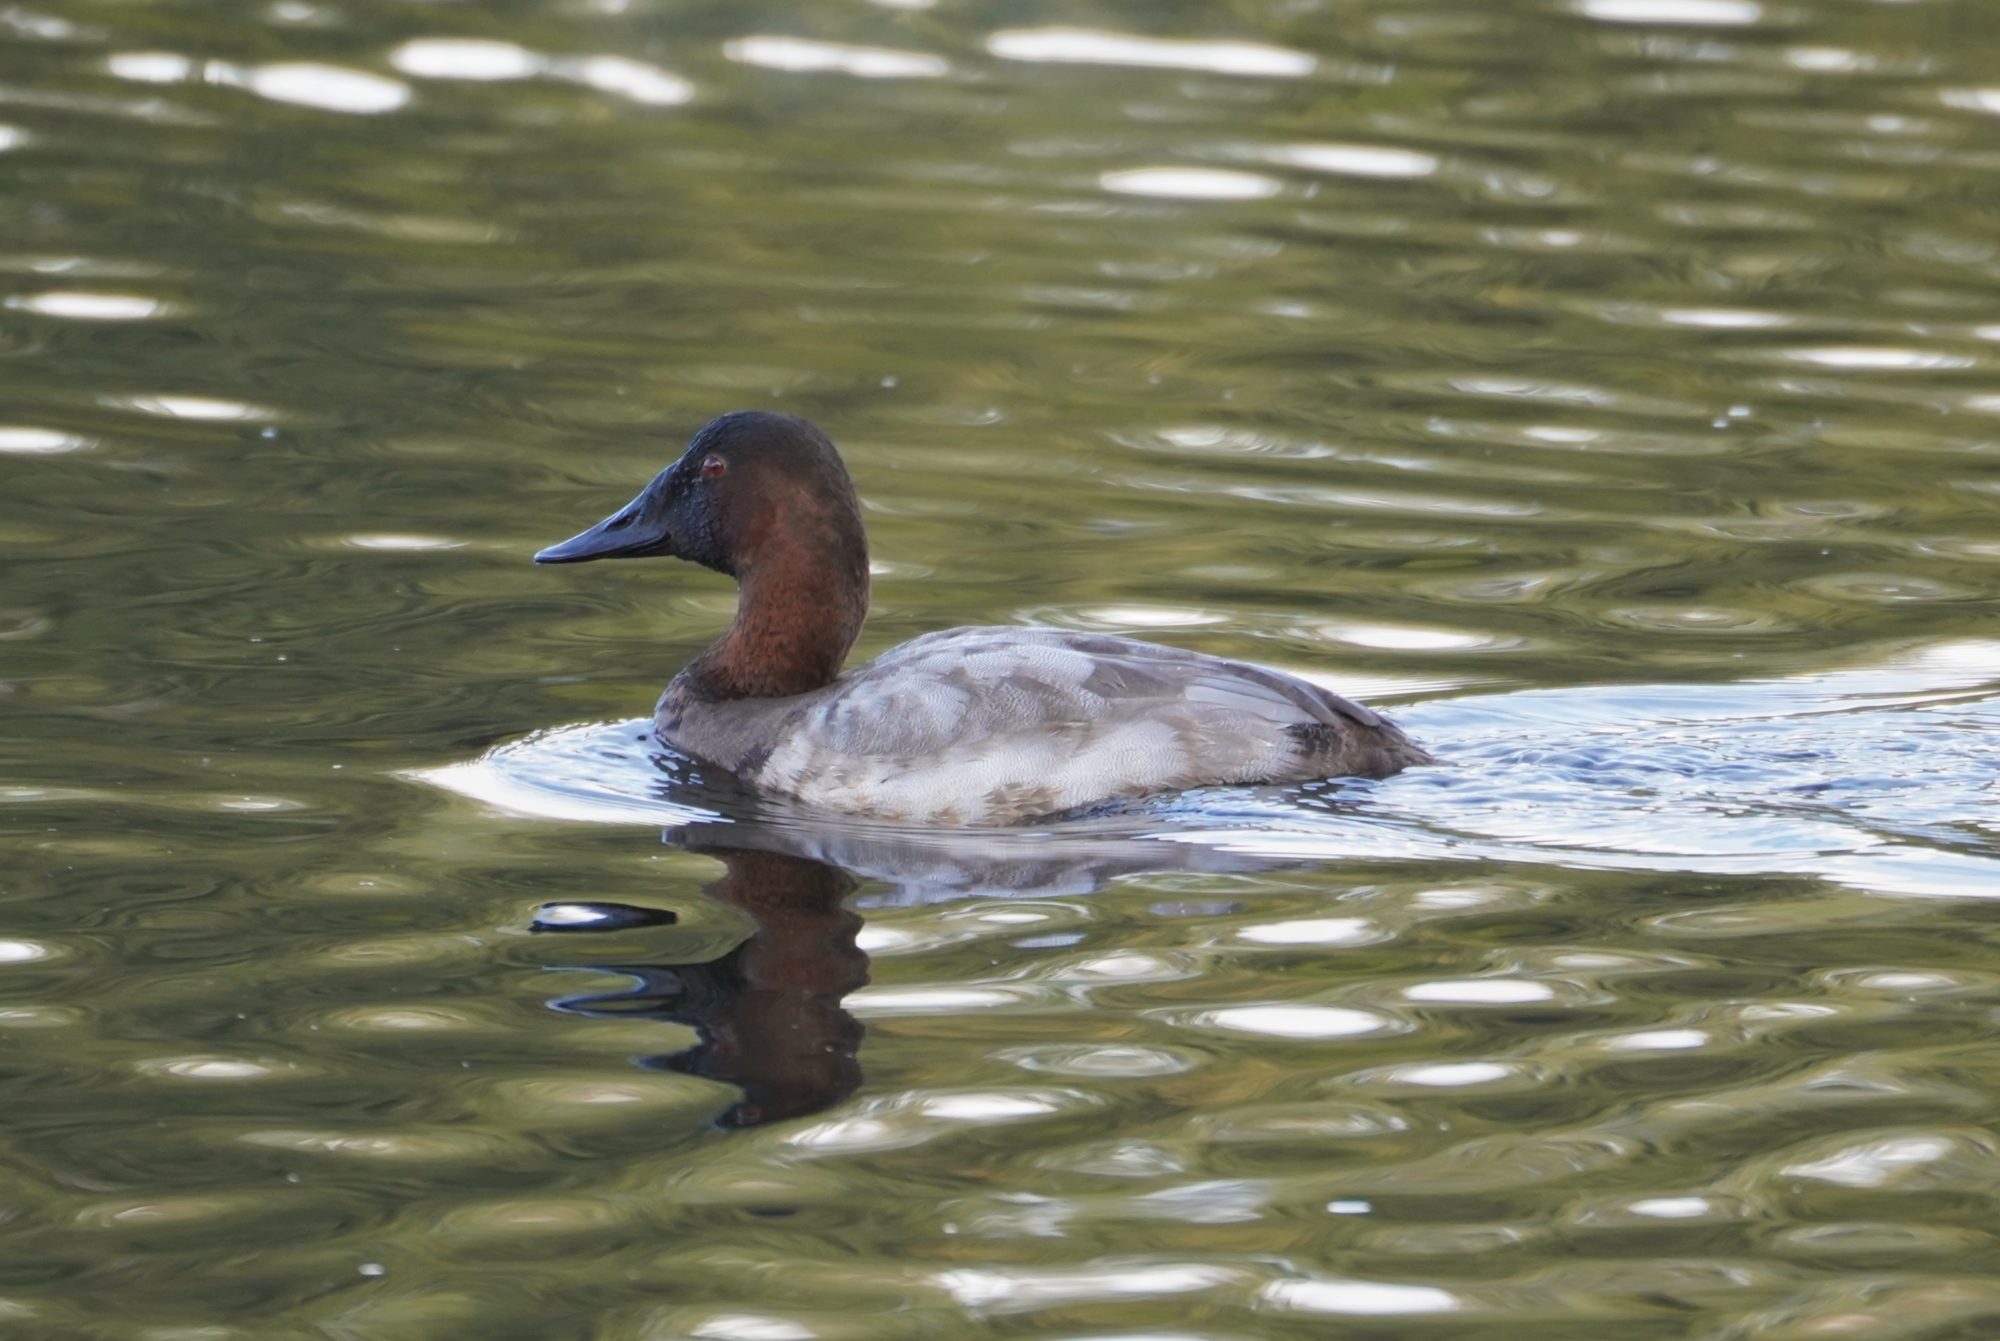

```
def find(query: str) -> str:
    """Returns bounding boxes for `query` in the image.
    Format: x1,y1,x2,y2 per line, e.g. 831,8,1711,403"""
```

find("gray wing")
806,627,1383,752
749,628,1420,820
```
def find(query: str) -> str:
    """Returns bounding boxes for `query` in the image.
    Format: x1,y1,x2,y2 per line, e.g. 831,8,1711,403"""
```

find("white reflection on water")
1385,1061,1516,1087
105,394,274,421
919,1092,1060,1120
1066,604,1229,630
1629,1195,1718,1217
1305,621,1507,652
937,1262,1245,1310
0,427,90,454
1783,1133,1964,1187
1783,46,1872,73
1260,1278,1463,1315
132,1056,299,1081
724,36,949,79
243,63,412,115
1575,0,1764,24
1404,979,1554,1004
1100,167,1283,200
847,986,1026,1014
987,28,1315,78
387,40,694,106
1236,917,1382,946
1197,1004,1394,1039
561,56,694,106
1265,143,1439,179
389,38,542,81
7,291,164,320
1605,1028,1708,1051
1941,88,2000,116
685,1314,815,1341
105,52,195,83
340,534,466,552
1657,306,1790,329
1773,346,1975,371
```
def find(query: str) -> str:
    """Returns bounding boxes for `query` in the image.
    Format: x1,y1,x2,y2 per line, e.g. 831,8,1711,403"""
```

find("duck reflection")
538,809,1297,1129
541,838,867,1128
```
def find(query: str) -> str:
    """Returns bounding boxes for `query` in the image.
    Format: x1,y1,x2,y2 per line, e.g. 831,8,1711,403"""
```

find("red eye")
700,454,727,481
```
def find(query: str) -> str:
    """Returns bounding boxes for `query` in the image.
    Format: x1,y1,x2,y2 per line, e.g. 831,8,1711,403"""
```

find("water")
3,0,1998,1337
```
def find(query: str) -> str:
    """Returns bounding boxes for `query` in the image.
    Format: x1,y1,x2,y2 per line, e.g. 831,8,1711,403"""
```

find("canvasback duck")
535,412,1432,825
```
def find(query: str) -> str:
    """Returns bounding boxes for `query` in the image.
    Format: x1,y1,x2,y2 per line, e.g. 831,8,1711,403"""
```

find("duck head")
535,411,867,580
535,411,872,699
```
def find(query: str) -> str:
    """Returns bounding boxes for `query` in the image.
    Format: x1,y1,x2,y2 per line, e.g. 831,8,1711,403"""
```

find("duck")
534,411,1432,825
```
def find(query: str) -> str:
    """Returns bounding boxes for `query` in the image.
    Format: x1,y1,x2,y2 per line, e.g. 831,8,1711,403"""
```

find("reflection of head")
644,845,868,1128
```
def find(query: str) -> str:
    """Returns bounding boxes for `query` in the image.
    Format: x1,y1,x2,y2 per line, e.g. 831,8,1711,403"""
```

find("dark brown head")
535,411,866,578
536,412,871,698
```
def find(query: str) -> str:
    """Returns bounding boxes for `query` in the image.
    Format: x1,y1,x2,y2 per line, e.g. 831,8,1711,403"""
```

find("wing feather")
727,626,1422,821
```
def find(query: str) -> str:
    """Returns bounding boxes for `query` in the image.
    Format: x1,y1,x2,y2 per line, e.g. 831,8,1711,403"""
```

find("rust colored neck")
684,529,869,701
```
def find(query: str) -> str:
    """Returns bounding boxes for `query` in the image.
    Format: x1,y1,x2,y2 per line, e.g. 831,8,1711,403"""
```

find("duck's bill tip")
533,531,629,564
532,538,593,564
532,525,672,564
533,508,662,564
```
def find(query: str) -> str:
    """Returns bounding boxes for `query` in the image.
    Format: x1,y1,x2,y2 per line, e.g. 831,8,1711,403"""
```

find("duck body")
659,625,1428,825
537,412,1431,826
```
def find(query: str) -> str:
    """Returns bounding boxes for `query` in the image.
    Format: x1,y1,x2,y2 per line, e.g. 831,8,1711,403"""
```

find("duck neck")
684,537,869,701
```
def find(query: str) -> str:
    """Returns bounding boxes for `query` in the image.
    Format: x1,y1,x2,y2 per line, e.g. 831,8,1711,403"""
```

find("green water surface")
2,1,1998,1338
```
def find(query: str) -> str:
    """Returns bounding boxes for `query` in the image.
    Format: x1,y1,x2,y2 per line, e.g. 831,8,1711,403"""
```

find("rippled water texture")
4,0,1999,1337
